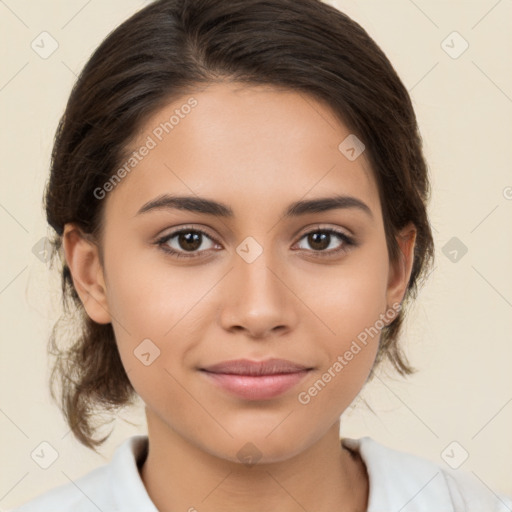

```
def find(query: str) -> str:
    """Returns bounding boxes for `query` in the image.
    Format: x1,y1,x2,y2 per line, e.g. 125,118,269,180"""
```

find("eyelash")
155,226,356,260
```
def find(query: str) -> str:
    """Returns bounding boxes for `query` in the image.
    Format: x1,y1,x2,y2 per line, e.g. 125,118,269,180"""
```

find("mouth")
199,358,313,400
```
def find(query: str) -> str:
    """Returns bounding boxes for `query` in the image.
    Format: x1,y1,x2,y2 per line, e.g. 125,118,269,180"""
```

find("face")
66,82,415,464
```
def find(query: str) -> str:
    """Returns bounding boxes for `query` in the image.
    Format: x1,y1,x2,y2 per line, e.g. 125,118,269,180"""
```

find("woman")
12,0,512,510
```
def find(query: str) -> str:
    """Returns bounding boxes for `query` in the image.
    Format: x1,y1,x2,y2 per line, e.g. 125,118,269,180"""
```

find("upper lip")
201,358,311,376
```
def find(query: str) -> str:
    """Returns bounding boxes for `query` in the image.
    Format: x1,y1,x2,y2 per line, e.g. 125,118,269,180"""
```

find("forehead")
105,82,380,221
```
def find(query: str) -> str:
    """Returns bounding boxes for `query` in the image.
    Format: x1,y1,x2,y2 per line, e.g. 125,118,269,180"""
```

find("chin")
211,425,317,467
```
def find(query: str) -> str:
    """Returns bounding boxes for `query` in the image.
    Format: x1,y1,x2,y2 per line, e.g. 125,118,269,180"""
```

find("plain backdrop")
1,0,511,509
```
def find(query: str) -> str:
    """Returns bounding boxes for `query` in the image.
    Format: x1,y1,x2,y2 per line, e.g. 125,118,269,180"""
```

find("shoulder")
9,435,155,512
342,436,512,512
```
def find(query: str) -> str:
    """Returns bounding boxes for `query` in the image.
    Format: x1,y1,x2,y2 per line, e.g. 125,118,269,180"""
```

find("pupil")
309,232,329,250
179,232,201,251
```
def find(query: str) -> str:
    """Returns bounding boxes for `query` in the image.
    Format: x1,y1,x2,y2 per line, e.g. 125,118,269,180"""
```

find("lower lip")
201,370,311,400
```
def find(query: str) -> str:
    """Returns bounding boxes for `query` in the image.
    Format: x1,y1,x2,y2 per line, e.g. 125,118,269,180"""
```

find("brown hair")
45,0,434,450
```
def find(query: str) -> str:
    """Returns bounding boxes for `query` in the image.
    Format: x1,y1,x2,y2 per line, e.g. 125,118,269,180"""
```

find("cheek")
104,243,212,336
103,248,218,396
295,244,389,398
295,277,386,424
301,245,390,343
105,265,194,418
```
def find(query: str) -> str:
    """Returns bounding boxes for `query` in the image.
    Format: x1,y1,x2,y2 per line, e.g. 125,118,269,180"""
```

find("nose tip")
218,252,297,339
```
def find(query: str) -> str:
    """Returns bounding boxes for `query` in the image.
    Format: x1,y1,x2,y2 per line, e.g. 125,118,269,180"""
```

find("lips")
200,358,313,400
202,358,310,375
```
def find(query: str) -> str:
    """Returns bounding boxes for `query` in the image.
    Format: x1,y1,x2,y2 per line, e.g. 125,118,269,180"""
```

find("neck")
139,410,368,512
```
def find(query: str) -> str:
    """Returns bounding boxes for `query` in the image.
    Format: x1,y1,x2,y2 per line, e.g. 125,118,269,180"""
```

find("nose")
218,247,299,340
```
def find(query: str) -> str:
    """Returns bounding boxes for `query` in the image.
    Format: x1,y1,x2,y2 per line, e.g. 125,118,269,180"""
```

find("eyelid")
295,223,353,240
156,224,219,241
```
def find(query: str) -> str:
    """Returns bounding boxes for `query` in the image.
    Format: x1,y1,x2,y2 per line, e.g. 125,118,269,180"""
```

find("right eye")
155,227,221,259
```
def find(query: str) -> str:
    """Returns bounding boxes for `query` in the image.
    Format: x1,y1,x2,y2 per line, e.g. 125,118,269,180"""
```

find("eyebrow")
136,193,373,219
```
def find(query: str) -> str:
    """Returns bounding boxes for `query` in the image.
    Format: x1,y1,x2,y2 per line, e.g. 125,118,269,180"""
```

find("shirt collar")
342,436,455,512
109,435,158,511
109,434,455,512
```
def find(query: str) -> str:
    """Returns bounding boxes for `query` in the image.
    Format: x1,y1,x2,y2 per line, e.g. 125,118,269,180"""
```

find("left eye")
295,228,354,255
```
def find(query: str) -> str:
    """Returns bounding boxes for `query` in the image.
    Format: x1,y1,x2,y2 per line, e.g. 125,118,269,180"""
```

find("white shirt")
10,435,512,511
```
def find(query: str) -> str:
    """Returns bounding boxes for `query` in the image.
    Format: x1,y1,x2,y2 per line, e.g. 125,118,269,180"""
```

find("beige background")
1,0,511,509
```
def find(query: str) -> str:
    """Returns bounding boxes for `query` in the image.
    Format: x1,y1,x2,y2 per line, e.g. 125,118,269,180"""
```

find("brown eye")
306,232,331,251
296,228,355,256
176,231,203,252
157,228,219,259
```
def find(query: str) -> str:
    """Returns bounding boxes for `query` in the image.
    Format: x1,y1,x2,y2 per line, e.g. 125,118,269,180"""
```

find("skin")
63,82,416,512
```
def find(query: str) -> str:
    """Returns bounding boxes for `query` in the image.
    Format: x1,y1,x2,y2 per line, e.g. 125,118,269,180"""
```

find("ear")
385,222,417,308
62,223,111,324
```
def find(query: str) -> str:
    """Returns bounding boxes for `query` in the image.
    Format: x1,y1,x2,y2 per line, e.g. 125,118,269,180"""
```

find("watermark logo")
442,236,468,263
134,338,161,366
441,31,469,60
236,442,263,467
31,31,59,59
441,441,469,469
31,441,59,469
32,236,52,263
236,236,263,264
338,134,365,161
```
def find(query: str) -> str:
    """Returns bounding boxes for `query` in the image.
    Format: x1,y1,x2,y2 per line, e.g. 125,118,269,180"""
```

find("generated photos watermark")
93,97,198,200
297,301,402,405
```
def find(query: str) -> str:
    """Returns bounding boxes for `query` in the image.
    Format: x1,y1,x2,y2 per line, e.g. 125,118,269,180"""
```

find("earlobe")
62,224,111,324
386,222,417,309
